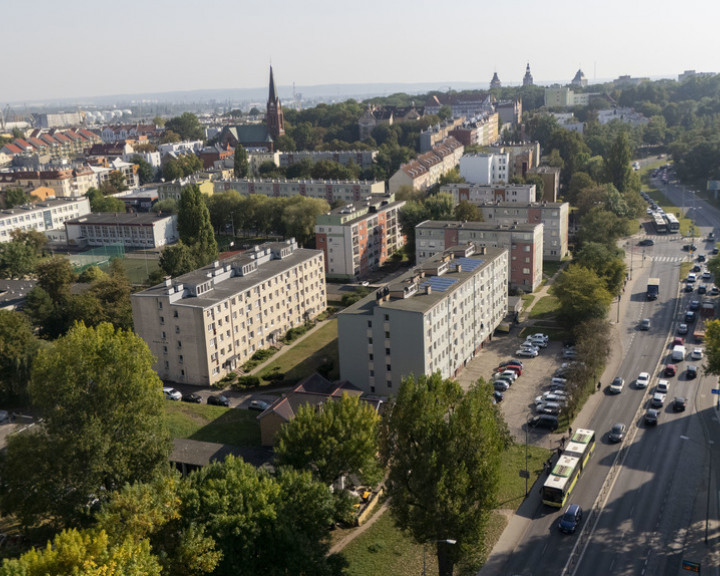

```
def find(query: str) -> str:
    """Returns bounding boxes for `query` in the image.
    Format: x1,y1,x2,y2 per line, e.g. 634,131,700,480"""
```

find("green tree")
177,185,218,266
704,320,720,377
181,456,345,576
35,256,76,301
0,323,171,528
152,197,178,214
398,201,430,261
551,263,614,324
566,171,595,205
233,145,249,178
0,237,39,278
603,131,633,193
0,528,162,576
86,188,126,213
424,192,455,220
159,241,197,278
160,129,181,144
4,186,29,208
0,310,39,401
574,242,626,296
78,265,108,283
577,206,633,247
131,155,156,185
453,200,482,222
275,393,381,486
108,171,128,192
153,115,166,128
165,112,205,141
280,197,330,247
380,373,507,576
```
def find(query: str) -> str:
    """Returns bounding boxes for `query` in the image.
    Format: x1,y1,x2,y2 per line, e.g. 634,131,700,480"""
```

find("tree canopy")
165,113,204,141
380,373,508,576
0,322,171,529
551,263,615,324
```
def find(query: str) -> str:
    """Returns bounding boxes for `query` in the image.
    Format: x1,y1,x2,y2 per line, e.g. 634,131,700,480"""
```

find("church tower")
490,72,502,89
266,66,285,139
523,63,534,86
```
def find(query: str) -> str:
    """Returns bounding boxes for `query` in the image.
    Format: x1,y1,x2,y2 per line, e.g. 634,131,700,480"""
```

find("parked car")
536,402,562,415
609,423,626,443
636,372,650,389
644,408,660,425
677,323,689,335
686,365,698,379
526,333,549,342
181,392,202,403
525,337,548,348
558,504,583,534
563,348,579,359
664,364,677,377
528,414,559,431
503,365,523,376
249,399,271,411
499,359,524,368
163,387,182,401
493,391,504,403
207,394,230,407
639,318,651,331
535,394,566,406
673,396,687,412
493,381,510,392
691,348,704,360
495,370,518,382
516,348,539,358
609,377,625,394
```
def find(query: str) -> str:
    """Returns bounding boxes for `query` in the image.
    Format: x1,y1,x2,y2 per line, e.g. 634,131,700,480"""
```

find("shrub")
232,375,261,390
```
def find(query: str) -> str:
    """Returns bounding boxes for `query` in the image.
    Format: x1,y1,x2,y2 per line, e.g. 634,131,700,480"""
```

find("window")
386,364,391,371
161,331,166,339
385,347,390,355
384,331,390,338
367,320,372,327
159,316,164,324
173,310,178,318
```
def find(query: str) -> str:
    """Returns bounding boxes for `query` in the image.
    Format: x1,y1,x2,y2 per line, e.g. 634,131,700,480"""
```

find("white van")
671,345,686,362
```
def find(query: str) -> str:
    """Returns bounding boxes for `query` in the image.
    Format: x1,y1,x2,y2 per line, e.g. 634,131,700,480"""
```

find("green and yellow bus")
542,428,596,507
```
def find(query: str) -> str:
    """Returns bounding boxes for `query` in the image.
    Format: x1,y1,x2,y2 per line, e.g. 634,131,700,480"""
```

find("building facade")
415,220,543,291
442,183,537,204
478,201,569,260
388,137,464,195
217,178,385,204
0,197,91,243
315,196,405,279
458,153,509,185
278,150,377,170
132,240,326,387
338,245,508,394
64,212,178,248
0,166,97,198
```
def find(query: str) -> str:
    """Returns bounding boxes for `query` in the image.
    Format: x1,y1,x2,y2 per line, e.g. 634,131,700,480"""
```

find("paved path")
329,503,389,554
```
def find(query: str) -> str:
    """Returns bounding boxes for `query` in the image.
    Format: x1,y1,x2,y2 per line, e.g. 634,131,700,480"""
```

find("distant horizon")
4,73,688,111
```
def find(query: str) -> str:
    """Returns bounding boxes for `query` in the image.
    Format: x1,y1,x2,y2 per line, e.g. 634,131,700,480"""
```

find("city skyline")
2,0,719,104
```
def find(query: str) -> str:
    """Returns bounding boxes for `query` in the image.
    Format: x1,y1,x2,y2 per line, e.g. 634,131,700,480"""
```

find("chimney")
426,285,432,295
456,264,462,273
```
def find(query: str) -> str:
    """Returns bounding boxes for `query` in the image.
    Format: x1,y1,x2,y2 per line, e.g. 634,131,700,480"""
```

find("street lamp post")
423,539,457,576
680,435,714,545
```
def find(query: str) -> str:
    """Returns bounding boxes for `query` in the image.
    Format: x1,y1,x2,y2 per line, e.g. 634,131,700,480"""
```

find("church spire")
268,66,278,103
266,66,285,139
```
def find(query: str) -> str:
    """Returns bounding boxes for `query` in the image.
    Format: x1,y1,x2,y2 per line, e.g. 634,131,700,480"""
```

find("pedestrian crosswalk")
649,255,687,263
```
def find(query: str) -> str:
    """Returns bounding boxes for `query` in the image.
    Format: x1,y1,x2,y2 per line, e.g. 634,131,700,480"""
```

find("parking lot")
456,331,572,449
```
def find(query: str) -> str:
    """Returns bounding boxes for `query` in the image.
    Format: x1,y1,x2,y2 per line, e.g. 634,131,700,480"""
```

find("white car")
516,348,539,358
636,372,650,389
692,348,704,360
657,379,669,394
493,370,517,382
526,333,549,342
702,271,712,280
609,377,625,394
525,337,548,348
163,387,182,401
687,273,697,283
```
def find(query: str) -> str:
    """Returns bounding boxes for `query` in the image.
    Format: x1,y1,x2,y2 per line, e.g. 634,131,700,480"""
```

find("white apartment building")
0,197,91,243
338,245,508,394
315,196,405,279
64,212,178,249
478,201,570,260
132,240,326,387
459,153,509,185
217,178,386,204
441,183,537,204
415,220,543,291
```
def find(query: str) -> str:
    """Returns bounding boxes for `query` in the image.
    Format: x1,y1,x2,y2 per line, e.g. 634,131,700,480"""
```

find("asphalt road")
500,217,720,576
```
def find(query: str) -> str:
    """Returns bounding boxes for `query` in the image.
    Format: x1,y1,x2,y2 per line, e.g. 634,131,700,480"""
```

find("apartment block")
388,137,464,195
131,240,326,387
0,166,97,198
64,212,178,249
441,183,537,204
415,220,543,291
0,197,91,243
217,178,385,204
338,245,508,394
478,201,569,260
278,150,378,170
315,195,406,280
459,153,509,185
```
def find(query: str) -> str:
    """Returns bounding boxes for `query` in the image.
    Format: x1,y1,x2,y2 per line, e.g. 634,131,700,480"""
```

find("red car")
672,337,685,347
664,364,677,377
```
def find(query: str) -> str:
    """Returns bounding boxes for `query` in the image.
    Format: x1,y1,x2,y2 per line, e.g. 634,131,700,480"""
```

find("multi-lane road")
497,176,720,576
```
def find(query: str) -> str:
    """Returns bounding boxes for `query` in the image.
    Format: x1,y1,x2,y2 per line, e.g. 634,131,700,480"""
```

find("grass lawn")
105,256,160,285
521,293,535,309
528,295,560,319
542,260,565,279
341,442,551,576
165,401,261,446
257,320,339,383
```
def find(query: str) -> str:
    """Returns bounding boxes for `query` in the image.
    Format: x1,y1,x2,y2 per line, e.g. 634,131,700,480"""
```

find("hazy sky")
2,0,719,103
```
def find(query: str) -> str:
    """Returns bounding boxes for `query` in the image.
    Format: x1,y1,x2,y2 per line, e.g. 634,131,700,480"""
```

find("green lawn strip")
528,295,560,319
542,260,565,279
342,442,551,575
165,402,261,446
521,293,535,309
258,320,339,382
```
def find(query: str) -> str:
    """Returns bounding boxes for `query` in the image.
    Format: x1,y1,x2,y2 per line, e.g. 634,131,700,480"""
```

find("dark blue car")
558,504,583,534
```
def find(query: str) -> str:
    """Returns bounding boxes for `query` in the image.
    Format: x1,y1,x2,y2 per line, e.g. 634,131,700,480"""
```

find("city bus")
664,213,680,232
542,454,583,508
652,212,668,233
562,428,596,470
